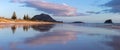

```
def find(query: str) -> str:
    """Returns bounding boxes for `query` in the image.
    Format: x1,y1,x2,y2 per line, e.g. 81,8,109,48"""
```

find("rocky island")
72,21,84,23
104,19,113,24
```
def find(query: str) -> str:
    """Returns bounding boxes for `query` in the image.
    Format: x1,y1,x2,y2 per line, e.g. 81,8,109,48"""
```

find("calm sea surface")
0,23,120,50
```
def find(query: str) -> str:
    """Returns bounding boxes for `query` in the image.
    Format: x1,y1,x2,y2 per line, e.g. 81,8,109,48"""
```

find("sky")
1,0,120,23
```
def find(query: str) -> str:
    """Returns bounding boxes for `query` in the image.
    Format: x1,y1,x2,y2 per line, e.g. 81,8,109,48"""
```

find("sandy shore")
0,18,57,25
0,22,56,26
0,21,57,29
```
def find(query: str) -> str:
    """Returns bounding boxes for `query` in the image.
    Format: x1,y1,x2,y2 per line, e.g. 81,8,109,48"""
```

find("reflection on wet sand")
31,24,55,32
24,30,77,45
23,25,30,32
0,24,55,34
0,47,3,50
94,24,120,30
10,24,31,34
105,36,120,50
11,25,17,34
10,42,20,50
0,23,120,50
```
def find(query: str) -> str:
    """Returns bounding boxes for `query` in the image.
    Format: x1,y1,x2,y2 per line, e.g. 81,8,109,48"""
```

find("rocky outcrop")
32,13,57,22
72,21,84,23
104,19,113,23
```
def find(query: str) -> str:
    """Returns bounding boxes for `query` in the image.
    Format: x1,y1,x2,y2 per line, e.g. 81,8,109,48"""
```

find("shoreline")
0,22,57,28
0,18,57,25
0,22,56,24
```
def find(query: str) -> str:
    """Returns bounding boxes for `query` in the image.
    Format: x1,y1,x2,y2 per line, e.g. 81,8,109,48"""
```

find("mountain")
32,13,57,22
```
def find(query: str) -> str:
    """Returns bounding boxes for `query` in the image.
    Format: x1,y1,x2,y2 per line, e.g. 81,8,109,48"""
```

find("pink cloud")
11,0,86,16
24,30,77,45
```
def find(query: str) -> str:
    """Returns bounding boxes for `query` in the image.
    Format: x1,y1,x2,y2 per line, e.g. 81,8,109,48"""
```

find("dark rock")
104,19,113,23
56,21,63,23
72,21,84,23
32,13,57,22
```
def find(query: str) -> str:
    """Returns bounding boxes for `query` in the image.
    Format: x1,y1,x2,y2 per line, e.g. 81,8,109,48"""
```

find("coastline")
0,18,56,25
0,22,56,25
0,21,56,28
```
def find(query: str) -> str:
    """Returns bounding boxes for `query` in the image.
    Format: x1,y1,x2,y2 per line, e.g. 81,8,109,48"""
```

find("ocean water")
0,23,120,50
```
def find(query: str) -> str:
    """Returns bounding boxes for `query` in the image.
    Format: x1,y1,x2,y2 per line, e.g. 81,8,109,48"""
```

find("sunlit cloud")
11,0,87,16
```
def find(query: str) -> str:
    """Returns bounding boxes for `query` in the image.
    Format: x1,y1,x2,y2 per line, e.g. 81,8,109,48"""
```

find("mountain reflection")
24,31,77,45
31,24,55,32
1,24,120,50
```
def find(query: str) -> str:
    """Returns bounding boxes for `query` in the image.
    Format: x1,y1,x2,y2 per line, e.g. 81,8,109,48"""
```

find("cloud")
11,0,87,16
86,11,100,14
11,0,26,3
102,0,120,13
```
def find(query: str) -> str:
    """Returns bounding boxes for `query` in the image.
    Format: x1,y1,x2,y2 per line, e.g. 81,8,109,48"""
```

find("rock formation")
104,19,113,23
72,21,84,23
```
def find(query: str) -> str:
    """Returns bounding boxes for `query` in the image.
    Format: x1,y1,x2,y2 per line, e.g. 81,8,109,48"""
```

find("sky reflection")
0,23,120,50
24,30,77,45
